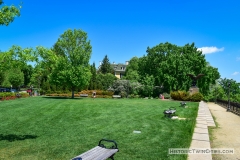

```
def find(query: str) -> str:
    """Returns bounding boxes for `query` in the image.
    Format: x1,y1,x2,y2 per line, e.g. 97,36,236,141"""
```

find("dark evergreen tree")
99,55,113,74
89,62,97,90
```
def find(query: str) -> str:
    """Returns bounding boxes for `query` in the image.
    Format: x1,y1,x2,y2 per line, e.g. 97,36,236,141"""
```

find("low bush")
79,90,114,97
190,92,204,102
170,91,189,101
170,90,203,102
162,92,171,99
0,92,29,101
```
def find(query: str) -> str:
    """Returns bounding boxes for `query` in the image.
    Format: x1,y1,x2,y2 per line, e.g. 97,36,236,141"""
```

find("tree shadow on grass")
0,134,38,142
42,96,86,100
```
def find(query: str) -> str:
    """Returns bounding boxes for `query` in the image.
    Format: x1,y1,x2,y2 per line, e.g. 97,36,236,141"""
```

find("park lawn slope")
0,97,198,160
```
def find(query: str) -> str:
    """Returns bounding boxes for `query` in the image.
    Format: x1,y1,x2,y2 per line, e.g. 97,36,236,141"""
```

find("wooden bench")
112,95,121,98
163,107,176,117
71,139,119,160
80,94,88,97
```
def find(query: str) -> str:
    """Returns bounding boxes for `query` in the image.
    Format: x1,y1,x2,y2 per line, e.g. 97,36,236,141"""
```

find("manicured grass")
0,97,198,160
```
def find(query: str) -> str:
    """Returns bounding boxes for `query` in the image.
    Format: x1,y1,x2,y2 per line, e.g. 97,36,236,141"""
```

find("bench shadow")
0,134,38,142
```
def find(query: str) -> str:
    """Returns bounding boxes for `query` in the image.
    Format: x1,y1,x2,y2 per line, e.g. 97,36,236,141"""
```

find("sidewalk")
188,101,215,160
208,102,240,160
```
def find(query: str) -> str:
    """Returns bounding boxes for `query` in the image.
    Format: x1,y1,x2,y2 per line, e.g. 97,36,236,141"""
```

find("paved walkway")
188,101,215,160
208,102,240,160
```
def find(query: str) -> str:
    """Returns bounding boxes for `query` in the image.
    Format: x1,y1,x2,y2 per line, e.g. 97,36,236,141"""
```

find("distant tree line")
1,23,239,100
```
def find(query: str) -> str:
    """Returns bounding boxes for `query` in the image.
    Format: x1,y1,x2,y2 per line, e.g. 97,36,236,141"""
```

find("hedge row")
0,92,29,101
78,90,114,96
170,90,203,102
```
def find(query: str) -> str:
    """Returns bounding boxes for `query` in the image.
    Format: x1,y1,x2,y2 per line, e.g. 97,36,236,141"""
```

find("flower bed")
0,92,29,101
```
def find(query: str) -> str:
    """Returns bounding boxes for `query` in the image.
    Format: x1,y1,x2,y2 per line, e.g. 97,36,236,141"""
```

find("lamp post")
214,86,217,104
227,82,231,111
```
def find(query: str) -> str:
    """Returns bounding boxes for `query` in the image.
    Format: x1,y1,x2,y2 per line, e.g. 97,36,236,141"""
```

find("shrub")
170,91,178,100
120,91,127,98
190,92,203,102
162,92,170,99
19,93,29,98
0,92,29,101
78,90,114,98
170,90,189,101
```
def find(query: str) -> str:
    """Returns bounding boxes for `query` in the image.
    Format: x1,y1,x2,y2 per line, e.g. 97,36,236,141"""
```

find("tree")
3,68,24,89
125,57,140,81
96,73,117,90
109,80,142,97
22,64,33,86
8,68,24,88
49,29,92,98
109,80,129,97
0,46,35,88
88,62,97,90
141,75,155,97
137,42,220,94
98,55,113,74
0,0,21,26
218,78,240,96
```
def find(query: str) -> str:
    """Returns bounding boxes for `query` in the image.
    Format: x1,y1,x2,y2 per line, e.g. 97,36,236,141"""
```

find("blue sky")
1,0,240,82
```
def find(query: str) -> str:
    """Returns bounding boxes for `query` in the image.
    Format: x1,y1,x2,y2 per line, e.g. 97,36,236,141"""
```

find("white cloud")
237,57,240,61
232,72,239,76
197,46,224,54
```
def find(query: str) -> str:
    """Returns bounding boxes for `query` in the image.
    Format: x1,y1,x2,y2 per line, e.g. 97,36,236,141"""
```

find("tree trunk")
71,87,75,99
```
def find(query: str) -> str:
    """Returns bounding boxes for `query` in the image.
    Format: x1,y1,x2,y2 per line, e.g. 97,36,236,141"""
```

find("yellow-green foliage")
19,93,29,98
190,92,203,102
170,90,190,101
170,90,203,102
0,92,29,101
79,90,114,97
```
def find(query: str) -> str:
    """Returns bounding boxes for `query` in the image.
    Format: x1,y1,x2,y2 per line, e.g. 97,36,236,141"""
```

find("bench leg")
109,154,115,160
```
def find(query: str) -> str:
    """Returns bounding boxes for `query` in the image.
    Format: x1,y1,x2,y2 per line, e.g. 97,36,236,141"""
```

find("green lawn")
0,97,198,160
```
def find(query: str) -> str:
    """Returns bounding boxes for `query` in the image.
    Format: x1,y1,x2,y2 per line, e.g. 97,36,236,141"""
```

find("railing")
216,99,240,115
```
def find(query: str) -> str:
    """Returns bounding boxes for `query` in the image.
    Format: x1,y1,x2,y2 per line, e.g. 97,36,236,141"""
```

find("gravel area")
208,102,240,160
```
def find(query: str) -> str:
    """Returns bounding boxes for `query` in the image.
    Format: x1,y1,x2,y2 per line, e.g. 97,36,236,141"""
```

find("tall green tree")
22,64,33,86
50,29,92,98
99,55,113,74
8,68,24,88
138,42,219,94
96,73,117,90
0,46,35,87
125,57,140,81
218,78,240,95
88,62,97,90
0,0,21,26
141,75,155,97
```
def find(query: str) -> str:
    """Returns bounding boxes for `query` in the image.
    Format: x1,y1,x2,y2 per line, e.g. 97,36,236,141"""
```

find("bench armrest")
98,139,118,150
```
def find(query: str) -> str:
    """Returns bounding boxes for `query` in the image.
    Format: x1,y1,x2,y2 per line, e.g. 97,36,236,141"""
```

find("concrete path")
188,101,216,160
208,102,240,160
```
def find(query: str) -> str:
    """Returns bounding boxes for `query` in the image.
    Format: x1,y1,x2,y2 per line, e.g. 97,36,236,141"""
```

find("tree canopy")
98,55,113,74
126,42,220,95
0,0,21,26
49,29,92,98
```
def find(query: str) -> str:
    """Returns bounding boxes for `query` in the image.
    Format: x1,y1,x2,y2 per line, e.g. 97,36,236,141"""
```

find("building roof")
111,63,127,72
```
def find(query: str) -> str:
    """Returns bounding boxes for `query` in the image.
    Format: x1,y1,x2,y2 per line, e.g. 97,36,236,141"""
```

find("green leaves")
0,1,21,26
98,55,113,74
49,29,92,98
125,42,220,96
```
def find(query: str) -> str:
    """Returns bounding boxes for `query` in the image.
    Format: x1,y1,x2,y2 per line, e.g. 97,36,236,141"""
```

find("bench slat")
72,146,118,160
96,149,118,160
81,147,106,160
